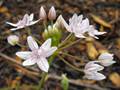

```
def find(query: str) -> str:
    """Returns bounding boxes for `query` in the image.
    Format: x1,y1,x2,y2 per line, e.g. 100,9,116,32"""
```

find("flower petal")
84,72,106,80
55,15,71,32
81,18,89,29
27,36,39,51
22,14,29,25
85,61,104,71
10,26,24,31
99,59,116,66
29,13,34,21
41,38,51,50
6,22,18,27
16,51,31,59
28,20,40,26
98,53,114,60
46,47,57,57
37,57,49,72
22,58,36,66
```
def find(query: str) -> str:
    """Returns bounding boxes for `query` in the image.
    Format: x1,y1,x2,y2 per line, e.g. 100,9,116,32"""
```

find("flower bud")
42,29,49,39
98,53,116,66
48,6,56,20
54,15,69,31
42,25,62,46
39,6,47,20
61,74,69,90
7,35,19,46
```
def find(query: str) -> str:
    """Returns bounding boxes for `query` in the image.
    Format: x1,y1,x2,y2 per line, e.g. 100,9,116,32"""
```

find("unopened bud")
48,6,56,20
61,74,69,90
98,52,115,66
42,29,48,39
54,15,68,30
42,25,62,46
7,35,19,46
39,6,47,20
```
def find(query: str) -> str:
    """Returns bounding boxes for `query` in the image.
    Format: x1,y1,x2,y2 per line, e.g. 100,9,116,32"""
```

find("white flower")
48,6,56,20
16,36,57,72
98,53,116,66
7,35,19,46
84,61,106,80
61,14,106,39
6,13,39,31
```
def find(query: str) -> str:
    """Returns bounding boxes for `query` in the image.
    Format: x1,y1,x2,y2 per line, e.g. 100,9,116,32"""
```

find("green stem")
26,27,31,35
59,39,81,50
43,20,47,29
37,51,58,90
58,33,73,48
38,72,47,90
59,52,84,63
16,82,20,90
16,43,27,48
58,55,83,72
51,20,54,27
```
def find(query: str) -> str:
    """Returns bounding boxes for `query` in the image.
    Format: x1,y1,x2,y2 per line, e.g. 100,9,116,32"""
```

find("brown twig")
48,74,108,90
0,52,39,79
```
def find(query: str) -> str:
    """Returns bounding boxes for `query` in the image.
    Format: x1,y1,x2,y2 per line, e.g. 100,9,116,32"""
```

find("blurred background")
0,0,120,90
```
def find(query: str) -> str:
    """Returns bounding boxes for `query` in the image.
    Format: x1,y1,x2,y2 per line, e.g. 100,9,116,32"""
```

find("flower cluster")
6,6,116,80
84,52,115,80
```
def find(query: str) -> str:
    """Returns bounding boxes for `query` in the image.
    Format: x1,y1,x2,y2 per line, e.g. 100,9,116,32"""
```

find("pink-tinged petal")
6,22,18,27
29,13,34,21
41,38,51,50
46,47,57,57
75,33,86,38
55,15,71,32
22,58,36,66
27,36,39,51
22,14,29,25
37,57,49,72
48,6,56,20
98,53,114,60
99,59,116,66
85,61,104,71
39,6,47,20
84,72,106,80
16,51,31,59
78,15,83,23
69,14,77,24
10,26,24,31
28,20,40,26
81,18,89,28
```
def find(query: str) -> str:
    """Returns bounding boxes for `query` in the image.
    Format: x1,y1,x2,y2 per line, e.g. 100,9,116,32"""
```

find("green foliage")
61,74,69,90
42,25,62,46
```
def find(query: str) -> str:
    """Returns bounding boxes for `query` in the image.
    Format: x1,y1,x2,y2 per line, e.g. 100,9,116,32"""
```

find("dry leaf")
86,38,99,60
11,77,21,89
115,38,120,49
0,6,11,18
109,72,120,87
90,14,112,29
